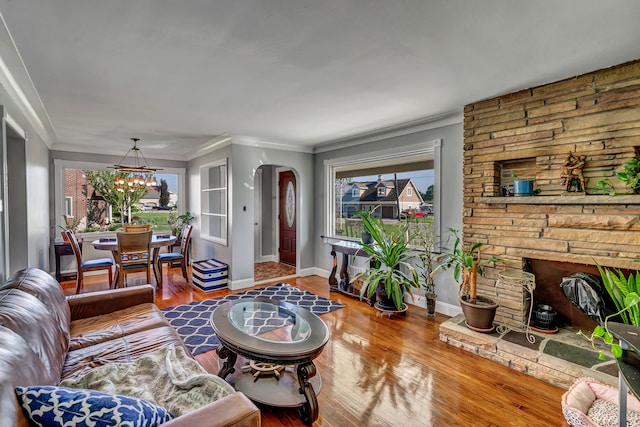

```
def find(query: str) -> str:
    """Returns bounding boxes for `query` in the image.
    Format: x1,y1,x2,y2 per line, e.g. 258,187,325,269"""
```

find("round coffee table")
210,297,330,425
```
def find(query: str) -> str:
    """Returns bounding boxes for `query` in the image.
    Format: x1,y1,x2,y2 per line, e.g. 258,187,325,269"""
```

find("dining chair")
123,224,151,232
65,229,114,294
115,230,152,288
157,224,193,286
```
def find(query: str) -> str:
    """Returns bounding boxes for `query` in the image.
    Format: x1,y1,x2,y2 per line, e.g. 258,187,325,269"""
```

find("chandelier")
111,138,161,192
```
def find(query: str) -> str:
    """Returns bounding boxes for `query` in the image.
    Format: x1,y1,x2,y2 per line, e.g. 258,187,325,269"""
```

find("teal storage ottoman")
192,258,228,292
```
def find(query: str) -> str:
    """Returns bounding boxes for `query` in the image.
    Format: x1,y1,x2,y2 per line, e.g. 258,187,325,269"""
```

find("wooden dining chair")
123,224,151,232
65,229,114,294
115,230,152,288
157,225,193,286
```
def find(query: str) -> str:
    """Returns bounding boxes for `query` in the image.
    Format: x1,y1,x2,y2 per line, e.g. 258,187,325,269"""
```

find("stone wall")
462,58,640,327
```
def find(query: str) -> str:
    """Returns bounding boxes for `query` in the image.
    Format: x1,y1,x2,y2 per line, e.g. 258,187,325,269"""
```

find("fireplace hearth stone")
440,314,617,389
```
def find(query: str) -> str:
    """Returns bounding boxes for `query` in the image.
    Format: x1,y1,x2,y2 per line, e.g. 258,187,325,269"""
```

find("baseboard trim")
313,267,331,279
229,278,255,290
298,267,315,277
406,295,461,317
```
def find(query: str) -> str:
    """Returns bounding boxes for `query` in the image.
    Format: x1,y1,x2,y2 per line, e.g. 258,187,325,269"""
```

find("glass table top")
228,300,311,344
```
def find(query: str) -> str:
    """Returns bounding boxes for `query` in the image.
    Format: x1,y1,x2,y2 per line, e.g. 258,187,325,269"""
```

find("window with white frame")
200,159,228,245
325,139,441,248
53,160,186,234
352,187,358,197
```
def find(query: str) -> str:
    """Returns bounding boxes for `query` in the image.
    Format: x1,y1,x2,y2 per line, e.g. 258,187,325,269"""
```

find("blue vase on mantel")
513,180,535,196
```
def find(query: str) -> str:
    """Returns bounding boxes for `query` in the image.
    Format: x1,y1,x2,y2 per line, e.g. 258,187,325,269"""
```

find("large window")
53,160,186,234
325,139,441,250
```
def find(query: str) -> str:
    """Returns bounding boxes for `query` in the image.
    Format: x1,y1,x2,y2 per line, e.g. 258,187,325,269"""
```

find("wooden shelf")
477,195,640,205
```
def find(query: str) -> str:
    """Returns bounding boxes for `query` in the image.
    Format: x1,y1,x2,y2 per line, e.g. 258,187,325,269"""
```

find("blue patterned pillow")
15,386,174,427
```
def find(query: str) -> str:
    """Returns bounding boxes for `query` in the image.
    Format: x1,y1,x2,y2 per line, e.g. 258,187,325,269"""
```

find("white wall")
187,141,314,289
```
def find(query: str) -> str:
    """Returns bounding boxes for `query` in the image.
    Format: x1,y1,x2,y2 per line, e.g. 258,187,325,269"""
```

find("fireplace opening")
523,258,628,332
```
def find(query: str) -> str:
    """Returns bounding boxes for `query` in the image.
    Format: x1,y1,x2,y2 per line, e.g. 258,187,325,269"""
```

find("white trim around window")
53,159,186,234
323,139,442,251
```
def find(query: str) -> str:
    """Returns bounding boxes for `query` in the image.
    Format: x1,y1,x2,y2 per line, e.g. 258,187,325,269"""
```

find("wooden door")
278,170,296,266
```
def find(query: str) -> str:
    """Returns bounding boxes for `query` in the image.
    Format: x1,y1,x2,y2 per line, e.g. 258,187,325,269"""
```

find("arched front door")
278,170,296,266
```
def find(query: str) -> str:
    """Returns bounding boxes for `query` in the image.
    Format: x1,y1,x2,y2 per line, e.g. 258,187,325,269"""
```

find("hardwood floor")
62,270,570,426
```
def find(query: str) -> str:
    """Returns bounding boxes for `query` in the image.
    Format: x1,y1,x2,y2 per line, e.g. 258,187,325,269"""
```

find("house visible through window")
325,139,441,248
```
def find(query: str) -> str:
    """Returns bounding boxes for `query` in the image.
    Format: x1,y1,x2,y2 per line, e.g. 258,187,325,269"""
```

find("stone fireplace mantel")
478,195,640,205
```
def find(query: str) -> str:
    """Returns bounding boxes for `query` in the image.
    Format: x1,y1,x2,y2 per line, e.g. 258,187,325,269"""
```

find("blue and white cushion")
15,385,173,427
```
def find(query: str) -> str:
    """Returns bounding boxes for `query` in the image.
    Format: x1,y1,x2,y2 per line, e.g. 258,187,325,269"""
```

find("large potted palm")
431,229,504,331
354,211,418,312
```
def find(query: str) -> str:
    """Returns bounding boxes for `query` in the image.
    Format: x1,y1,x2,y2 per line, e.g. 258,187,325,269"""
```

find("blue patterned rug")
161,283,344,356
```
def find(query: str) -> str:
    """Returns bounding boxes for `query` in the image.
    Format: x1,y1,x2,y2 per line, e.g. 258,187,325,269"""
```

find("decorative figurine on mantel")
560,151,586,193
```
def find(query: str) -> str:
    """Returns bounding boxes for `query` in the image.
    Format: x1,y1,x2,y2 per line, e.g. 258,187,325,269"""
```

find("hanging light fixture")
110,138,161,192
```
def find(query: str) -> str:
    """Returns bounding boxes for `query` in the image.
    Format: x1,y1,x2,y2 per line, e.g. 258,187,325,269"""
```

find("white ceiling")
1,1,639,160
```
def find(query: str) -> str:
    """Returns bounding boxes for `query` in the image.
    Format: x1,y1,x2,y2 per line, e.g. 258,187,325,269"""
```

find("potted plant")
579,264,640,360
58,215,81,242
430,228,504,332
616,156,640,194
512,173,535,196
410,218,437,317
168,211,196,237
354,210,418,312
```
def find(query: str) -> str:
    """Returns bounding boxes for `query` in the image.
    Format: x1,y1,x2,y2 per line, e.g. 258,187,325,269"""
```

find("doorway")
252,165,298,284
0,109,28,280
278,169,296,266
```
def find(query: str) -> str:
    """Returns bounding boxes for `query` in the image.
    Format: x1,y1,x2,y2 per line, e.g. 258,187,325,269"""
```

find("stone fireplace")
441,58,640,387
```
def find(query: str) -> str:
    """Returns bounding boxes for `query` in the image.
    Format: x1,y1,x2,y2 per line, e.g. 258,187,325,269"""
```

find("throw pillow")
15,385,173,427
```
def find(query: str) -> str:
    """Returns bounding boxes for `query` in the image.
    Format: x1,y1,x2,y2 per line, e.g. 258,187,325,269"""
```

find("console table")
327,240,373,303
54,240,82,282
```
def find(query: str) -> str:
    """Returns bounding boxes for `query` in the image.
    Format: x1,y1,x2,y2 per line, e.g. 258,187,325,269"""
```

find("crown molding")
0,14,56,146
313,112,462,154
230,135,314,153
184,134,233,161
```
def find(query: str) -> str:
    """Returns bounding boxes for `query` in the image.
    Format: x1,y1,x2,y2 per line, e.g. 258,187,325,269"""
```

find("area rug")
161,283,344,356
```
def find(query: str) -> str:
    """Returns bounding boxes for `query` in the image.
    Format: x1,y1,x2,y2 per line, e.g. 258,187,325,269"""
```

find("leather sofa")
0,268,261,426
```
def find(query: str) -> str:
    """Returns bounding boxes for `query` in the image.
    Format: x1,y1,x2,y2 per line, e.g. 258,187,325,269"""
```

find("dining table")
91,234,177,287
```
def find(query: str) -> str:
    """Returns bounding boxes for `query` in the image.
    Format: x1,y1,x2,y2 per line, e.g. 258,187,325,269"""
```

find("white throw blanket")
61,345,232,417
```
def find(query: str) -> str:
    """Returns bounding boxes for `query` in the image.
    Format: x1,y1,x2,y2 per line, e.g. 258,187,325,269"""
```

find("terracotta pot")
459,294,498,332
61,231,70,243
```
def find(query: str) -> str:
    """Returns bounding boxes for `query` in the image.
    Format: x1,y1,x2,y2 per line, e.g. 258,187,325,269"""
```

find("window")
325,139,442,250
65,197,72,216
200,159,228,245
352,188,359,197
53,160,185,234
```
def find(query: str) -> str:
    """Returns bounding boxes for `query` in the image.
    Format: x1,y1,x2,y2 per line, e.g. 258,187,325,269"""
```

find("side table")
495,270,536,344
608,322,640,427
54,240,82,282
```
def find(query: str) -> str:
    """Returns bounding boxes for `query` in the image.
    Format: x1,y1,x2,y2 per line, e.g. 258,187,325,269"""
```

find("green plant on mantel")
592,174,617,196
617,156,640,194
578,263,640,360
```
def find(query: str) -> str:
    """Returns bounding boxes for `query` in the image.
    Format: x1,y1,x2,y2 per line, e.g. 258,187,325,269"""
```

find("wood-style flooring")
62,269,569,426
